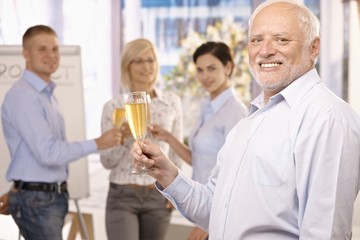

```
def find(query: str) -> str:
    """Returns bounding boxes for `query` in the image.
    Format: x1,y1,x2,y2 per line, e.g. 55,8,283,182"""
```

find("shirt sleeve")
295,115,360,239
3,90,97,167
159,170,215,230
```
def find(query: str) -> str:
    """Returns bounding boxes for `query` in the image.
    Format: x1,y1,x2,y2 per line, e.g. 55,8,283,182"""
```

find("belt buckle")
14,181,23,190
57,182,61,194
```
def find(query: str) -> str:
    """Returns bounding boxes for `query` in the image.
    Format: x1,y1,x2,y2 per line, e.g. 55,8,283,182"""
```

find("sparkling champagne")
112,108,125,129
125,102,147,142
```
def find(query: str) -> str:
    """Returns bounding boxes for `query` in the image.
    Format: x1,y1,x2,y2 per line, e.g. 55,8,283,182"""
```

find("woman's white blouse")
100,89,183,185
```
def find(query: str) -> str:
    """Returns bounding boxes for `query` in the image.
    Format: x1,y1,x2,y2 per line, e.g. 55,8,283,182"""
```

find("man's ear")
22,49,30,62
310,37,320,62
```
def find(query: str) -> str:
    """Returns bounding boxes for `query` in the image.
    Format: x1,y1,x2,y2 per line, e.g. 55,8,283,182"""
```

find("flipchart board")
0,45,90,200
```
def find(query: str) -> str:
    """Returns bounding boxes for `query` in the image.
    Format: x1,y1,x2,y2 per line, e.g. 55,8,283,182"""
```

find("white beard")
249,49,312,93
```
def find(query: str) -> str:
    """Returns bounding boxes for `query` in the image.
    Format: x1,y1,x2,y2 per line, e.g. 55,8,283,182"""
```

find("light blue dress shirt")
2,70,97,183
159,69,360,239
189,87,248,184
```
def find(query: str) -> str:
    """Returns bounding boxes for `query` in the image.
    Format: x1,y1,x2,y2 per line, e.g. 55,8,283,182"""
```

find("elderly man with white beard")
131,0,360,239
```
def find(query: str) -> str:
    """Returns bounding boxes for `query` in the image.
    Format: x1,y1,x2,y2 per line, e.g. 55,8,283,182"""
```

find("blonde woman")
100,38,183,240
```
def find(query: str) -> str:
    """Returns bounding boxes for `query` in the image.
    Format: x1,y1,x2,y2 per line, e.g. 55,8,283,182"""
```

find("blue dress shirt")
159,69,360,239
2,70,97,183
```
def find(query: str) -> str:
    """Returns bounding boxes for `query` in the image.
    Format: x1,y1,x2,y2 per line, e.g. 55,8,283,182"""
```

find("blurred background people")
151,41,248,240
100,38,183,240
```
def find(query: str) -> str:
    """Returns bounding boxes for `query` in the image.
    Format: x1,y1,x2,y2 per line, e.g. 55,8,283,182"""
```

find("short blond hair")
120,38,159,92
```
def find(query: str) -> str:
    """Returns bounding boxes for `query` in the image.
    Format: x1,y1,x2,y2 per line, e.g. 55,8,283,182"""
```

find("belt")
14,181,68,193
110,182,156,190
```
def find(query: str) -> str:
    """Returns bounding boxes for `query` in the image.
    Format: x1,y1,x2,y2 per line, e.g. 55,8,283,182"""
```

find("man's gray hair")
248,0,320,46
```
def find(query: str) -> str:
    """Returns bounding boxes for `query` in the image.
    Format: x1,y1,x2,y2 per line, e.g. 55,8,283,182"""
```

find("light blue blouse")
189,87,248,184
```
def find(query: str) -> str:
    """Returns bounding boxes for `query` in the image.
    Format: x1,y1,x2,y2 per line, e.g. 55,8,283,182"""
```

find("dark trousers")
106,183,172,240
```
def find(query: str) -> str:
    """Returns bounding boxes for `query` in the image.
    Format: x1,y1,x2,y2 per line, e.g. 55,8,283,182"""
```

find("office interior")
0,0,359,239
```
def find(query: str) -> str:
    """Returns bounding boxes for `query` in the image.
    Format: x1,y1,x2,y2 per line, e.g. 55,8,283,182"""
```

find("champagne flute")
123,91,148,174
112,107,125,130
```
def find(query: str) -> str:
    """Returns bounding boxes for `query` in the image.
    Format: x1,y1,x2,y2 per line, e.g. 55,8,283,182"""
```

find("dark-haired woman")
151,41,248,240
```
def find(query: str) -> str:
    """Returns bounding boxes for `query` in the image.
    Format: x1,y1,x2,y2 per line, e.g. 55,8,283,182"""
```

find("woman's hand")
150,124,170,142
187,227,208,240
0,192,10,215
120,123,132,144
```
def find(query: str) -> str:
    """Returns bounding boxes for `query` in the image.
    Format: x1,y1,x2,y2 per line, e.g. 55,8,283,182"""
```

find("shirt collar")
153,88,164,101
207,87,235,113
249,68,321,114
280,68,321,108
23,69,56,94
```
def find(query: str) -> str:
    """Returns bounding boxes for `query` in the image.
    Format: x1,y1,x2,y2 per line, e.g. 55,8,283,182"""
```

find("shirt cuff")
156,170,193,203
81,140,98,154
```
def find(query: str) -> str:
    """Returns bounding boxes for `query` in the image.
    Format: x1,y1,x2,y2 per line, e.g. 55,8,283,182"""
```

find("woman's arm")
151,124,192,165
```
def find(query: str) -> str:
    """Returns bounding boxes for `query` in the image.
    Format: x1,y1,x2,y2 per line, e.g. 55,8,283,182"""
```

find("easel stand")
67,199,94,240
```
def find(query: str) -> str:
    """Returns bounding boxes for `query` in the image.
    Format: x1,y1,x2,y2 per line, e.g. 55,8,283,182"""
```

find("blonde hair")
120,38,159,92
